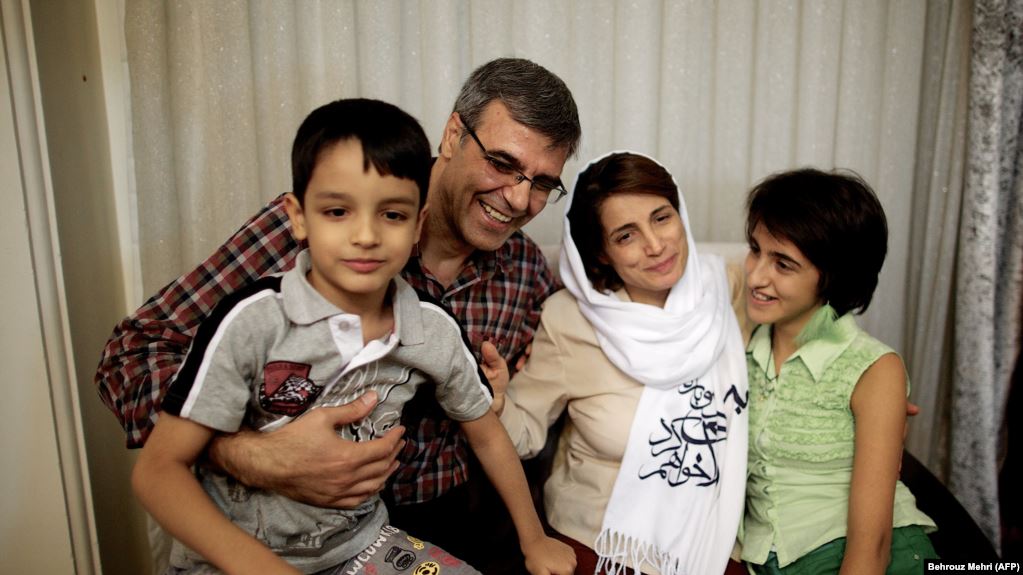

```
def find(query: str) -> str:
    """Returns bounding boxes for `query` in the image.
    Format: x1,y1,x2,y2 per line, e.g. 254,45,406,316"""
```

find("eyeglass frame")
459,118,568,205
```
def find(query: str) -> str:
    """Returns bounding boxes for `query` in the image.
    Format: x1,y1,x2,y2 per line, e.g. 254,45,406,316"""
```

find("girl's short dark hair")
291,98,431,206
745,168,888,316
567,152,680,293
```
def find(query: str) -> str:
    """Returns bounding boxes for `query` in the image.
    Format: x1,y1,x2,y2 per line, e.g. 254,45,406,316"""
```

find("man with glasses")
96,57,580,572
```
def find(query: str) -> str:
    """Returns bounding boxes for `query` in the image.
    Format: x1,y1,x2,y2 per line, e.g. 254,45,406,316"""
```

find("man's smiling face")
433,100,569,253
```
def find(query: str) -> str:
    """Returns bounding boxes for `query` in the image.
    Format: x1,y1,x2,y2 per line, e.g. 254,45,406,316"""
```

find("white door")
0,13,77,573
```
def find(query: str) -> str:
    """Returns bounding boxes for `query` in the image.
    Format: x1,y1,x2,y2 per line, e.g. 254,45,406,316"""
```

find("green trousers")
749,525,938,575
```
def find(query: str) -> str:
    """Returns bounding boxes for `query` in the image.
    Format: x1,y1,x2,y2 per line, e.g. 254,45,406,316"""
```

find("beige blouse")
499,262,750,564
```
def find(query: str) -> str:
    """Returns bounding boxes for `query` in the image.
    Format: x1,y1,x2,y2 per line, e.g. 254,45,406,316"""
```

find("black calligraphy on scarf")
637,379,748,487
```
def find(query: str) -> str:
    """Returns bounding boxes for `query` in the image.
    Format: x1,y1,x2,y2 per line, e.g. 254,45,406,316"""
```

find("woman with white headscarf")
497,151,750,575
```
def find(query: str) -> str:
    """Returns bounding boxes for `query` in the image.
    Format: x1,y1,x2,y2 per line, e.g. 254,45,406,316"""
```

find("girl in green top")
739,169,936,575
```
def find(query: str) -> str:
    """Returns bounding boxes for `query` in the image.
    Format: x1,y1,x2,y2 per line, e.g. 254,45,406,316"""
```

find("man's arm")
207,393,405,508
95,195,299,447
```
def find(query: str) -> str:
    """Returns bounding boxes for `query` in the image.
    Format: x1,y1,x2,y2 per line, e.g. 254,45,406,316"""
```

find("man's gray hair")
453,58,581,157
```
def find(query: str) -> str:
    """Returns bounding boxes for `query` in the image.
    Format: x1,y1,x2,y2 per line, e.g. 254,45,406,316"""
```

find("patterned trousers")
319,525,483,575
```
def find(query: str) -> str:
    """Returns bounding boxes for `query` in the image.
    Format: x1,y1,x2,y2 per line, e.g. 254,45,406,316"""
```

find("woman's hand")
481,341,510,415
522,535,577,575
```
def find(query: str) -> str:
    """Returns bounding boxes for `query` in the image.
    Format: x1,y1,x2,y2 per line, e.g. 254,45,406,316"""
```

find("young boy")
132,98,575,575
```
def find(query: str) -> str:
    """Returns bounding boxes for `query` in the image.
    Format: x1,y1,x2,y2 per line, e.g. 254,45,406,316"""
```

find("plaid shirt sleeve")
94,195,301,447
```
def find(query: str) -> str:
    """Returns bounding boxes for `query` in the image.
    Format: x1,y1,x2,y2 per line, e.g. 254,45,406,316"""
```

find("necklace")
766,346,779,383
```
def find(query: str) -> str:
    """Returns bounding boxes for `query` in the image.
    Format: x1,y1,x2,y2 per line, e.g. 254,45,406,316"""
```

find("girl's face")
744,223,823,334
598,192,688,308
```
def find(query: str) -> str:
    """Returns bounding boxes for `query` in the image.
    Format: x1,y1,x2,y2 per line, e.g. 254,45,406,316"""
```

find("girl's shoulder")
848,327,899,367
833,326,907,395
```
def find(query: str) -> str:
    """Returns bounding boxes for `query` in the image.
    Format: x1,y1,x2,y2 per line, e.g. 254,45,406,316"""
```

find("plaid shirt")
390,229,558,504
94,193,559,504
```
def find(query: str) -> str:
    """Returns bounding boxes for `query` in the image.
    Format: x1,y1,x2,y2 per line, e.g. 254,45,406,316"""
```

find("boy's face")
285,139,425,314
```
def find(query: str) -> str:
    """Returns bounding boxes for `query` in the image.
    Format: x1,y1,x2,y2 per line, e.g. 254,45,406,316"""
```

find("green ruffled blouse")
740,306,935,568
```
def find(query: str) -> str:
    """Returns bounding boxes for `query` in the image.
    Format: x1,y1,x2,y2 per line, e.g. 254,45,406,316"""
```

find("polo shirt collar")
281,249,425,346
747,313,860,381
281,250,346,325
391,276,425,345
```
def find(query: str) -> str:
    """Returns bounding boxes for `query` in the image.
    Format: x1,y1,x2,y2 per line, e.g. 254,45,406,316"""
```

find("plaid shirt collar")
407,241,510,291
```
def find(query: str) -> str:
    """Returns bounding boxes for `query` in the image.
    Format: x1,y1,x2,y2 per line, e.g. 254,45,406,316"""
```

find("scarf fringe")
594,529,684,575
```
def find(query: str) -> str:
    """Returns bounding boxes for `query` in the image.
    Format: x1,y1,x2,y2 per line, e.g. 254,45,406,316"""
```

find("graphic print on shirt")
259,360,321,416
316,364,416,441
638,379,747,487
252,499,357,553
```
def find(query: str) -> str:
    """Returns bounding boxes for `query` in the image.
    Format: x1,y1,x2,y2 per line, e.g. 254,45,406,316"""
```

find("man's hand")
481,340,510,415
207,391,404,509
903,401,921,441
899,401,922,473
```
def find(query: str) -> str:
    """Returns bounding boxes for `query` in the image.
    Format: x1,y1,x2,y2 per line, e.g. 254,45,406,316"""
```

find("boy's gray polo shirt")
162,250,493,573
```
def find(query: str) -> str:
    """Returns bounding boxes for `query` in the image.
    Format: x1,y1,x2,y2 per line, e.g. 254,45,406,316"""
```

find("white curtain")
125,0,995,549
902,0,971,487
126,0,933,349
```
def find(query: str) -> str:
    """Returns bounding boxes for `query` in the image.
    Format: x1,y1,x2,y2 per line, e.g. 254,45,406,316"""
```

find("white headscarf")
560,151,748,575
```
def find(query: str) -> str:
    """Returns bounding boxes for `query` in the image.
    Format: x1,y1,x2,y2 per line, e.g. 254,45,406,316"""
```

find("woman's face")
598,192,688,307
744,223,822,335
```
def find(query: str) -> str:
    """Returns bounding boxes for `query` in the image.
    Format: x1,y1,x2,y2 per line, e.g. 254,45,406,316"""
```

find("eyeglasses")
461,120,567,205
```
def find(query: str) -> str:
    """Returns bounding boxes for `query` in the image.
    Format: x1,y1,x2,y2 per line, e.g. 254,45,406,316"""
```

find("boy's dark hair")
568,152,680,293
291,98,431,206
745,168,889,316
453,58,581,157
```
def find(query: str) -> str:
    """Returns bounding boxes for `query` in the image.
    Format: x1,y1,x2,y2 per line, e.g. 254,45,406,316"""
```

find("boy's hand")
481,340,510,415
522,535,577,575
207,391,404,508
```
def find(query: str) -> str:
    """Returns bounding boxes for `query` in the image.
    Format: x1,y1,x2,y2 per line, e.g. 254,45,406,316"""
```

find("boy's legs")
322,525,482,575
